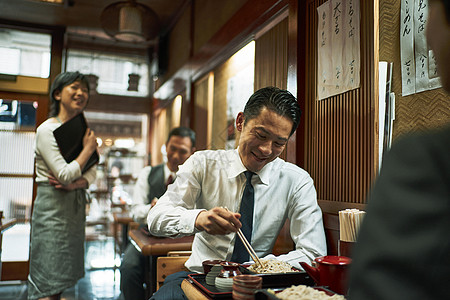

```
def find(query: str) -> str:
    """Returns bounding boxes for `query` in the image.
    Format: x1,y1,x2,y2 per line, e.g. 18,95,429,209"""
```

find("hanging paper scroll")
317,0,361,100
400,0,441,96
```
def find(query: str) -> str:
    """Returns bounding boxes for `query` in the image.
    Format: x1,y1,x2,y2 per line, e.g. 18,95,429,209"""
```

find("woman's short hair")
49,71,90,117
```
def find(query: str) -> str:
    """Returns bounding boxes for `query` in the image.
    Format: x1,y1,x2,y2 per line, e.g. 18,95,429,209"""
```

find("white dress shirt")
34,119,96,186
131,164,175,223
147,149,326,272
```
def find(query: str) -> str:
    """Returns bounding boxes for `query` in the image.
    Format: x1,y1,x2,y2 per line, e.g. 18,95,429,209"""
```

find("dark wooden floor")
0,238,123,300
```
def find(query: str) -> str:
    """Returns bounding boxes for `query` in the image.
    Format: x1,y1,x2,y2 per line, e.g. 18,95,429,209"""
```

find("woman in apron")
28,71,98,300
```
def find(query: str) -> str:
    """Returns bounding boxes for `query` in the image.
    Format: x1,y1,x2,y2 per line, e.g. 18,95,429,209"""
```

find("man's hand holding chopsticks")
195,207,242,235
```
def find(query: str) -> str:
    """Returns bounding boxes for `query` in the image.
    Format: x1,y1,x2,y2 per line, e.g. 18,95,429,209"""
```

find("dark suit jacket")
147,163,167,203
348,125,450,300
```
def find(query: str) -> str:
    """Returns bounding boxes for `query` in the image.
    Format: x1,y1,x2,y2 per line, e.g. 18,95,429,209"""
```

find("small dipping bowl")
202,260,224,275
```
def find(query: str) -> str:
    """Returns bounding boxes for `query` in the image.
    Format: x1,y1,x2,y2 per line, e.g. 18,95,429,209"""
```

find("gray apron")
28,184,87,299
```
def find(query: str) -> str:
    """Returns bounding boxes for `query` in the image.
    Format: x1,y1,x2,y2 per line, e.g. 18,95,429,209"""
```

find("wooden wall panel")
211,43,255,150
166,5,192,80
211,64,230,150
193,74,211,150
193,0,247,55
150,109,168,166
150,96,183,165
379,0,450,139
304,0,376,209
254,18,288,90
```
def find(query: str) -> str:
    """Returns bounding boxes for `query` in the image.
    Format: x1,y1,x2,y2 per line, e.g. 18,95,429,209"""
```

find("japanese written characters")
317,0,361,100
400,0,441,96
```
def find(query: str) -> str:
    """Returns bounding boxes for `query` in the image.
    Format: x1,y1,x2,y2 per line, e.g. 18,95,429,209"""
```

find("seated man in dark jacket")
120,126,196,300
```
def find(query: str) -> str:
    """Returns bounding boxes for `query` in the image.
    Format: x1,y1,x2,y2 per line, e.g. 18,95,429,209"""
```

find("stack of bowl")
215,275,234,292
215,262,241,292
206,264,223,286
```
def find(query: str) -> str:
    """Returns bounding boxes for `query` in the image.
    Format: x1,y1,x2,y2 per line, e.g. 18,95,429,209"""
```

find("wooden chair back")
156,252,191,290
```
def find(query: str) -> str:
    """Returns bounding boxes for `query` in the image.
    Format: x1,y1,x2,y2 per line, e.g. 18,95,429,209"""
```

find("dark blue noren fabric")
231,171,255,263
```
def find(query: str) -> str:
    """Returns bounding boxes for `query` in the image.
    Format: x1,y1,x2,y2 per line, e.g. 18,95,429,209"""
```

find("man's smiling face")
236,107,293,172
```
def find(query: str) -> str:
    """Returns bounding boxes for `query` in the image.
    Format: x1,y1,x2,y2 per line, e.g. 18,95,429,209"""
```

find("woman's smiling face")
54,80,89,115
236,107,293,172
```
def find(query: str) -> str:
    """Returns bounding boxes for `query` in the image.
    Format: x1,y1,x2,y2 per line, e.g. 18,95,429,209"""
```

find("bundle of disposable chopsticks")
339,209,366,242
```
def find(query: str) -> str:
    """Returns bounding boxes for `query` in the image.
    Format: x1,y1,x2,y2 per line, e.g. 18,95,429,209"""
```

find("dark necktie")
166,174,174,187
231,171,255,263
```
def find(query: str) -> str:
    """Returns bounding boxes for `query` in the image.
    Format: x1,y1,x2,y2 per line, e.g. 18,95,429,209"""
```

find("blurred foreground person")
348,1,450,299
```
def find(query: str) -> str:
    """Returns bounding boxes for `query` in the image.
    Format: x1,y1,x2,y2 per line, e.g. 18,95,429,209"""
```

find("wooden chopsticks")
224,207,262,266
236,227,262,266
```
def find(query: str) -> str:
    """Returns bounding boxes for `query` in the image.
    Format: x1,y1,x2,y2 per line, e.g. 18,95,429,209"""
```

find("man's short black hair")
167,126,196,148
243,87,301,136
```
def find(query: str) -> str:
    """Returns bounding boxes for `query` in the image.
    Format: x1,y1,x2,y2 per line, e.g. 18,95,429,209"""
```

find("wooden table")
113,212,134,254
129,228,194,297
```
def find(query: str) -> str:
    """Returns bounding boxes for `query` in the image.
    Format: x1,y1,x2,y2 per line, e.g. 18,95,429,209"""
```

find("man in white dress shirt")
120,126,196,300
148,87,326,300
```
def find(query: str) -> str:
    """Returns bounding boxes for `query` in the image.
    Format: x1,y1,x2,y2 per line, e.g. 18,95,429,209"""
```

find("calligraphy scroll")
331,0,344,93
317,0,361,100
400,0,416,95
317,1,332,99
343,0,360,89
414,0,429,92
400,0,442,96
428,50,440,89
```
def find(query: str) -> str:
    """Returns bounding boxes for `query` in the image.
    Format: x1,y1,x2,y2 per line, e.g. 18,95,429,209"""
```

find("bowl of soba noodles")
238,259,315,288
255,285,346,299
245,259,297,274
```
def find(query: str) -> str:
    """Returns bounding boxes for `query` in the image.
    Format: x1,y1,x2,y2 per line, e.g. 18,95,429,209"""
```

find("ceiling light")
100,0,160,43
